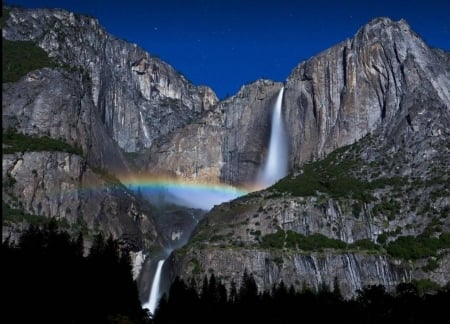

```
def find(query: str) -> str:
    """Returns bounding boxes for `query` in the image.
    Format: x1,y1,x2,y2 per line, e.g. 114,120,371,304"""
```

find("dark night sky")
6,0,450,99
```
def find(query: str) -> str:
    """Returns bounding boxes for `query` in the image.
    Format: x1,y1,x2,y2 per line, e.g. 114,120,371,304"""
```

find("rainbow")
119,175,252,210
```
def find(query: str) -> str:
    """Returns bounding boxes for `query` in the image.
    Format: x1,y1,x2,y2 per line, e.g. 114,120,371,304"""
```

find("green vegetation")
412,279,443,295
377,232,389,244
273,145,363,198
2,129,82,155
0,7,10,27
190,258,202,275
352,202,362,218
386,233,450,260
350,238,380,251
273,144,407,202
2,39,59,82
2,204,91,234
261,230,348,251
259,229,450,261
423,258,439,272
2,203,69,228
372,198,401,220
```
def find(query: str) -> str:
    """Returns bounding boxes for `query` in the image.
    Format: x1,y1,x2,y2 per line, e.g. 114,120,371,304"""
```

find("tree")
229,280,238,304
356,285,394,323
332,276,343,300
238,270,258,303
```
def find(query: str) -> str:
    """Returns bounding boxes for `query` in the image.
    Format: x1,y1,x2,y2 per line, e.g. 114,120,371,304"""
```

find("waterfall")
257,87,288,187
142,259,165,316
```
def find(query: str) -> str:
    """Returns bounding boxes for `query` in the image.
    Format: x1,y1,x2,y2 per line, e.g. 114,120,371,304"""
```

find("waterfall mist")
257,87,288,188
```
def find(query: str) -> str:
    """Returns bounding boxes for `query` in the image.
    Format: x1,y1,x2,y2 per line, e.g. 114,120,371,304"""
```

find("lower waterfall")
142,259,165,316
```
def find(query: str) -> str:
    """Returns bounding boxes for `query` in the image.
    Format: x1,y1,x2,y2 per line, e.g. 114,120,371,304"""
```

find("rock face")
168,127,450,297
2,6,218,154
2,5,218,254
2,151,159,251
165,18,450,298
144,79,283,185
284,17,450,167
169,248,411,298
1,5,219,304
2,68,130,173
140,18,450,189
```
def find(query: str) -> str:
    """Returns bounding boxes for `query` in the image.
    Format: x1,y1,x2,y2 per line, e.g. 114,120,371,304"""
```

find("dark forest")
3,223,449,324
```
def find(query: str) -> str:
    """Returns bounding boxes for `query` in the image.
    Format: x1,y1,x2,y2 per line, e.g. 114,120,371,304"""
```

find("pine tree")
229,280,238,304
239,270,258,303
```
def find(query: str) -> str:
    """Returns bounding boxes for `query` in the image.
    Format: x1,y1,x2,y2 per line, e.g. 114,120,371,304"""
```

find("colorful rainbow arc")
118,175,253,209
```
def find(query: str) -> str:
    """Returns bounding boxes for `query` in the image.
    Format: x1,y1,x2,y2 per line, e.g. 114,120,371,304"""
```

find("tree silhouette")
238,270,258,303
2,223,150,323
151,271,450,324
11,222,443,324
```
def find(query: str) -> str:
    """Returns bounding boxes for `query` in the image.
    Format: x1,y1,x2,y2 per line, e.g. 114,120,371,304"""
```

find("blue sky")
6,0,450,99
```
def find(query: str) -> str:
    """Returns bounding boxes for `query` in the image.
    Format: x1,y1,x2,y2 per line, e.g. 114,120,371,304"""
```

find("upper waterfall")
257,87,289,188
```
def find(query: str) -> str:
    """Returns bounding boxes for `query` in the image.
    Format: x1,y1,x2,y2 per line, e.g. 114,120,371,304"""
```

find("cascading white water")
142,259,165,315
257,87,288,188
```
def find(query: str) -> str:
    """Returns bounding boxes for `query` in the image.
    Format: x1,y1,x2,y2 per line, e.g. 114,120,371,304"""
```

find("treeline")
3,222,449,323
153,273,450,324
2,221,150,323
2,38,59,82
260,229,450,261
2,128,83,155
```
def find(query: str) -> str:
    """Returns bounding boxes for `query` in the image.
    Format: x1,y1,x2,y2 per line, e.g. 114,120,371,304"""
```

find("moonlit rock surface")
131,251,146,280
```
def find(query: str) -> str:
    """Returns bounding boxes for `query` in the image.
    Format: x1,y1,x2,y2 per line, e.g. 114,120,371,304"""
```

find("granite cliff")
142,18,450,187
2,6,216,277
2,6,449,301
164,18,450,297
143,79,283,185
2,150,159,251
2,6,217,157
